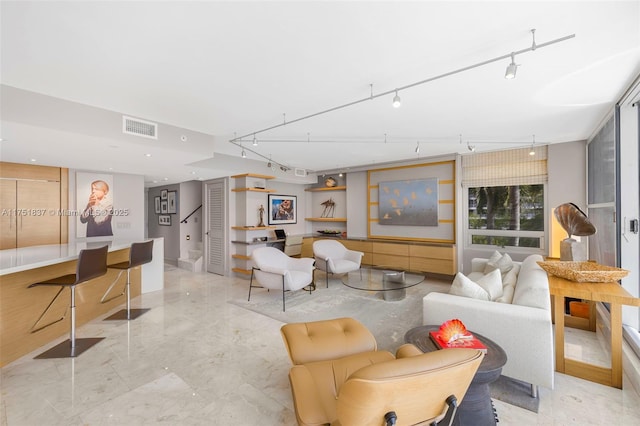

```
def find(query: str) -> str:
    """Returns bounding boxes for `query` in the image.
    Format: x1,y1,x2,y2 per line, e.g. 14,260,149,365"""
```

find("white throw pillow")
484,252,514,276
483,251,502,273
449,272,490,301
502,263,521,288
496,284,515,304
476,268,503,301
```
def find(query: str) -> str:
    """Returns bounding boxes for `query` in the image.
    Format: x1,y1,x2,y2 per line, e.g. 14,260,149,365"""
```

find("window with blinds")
462,146,548,250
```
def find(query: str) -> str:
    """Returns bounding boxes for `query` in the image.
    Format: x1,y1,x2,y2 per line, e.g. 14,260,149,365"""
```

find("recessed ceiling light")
191,171,196,175
145,153,152,157
163,177,168,181
30,158,37,162
153,180,158,183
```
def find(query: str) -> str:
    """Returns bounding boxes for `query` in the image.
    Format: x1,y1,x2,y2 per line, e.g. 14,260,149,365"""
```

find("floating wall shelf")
305,186,346,192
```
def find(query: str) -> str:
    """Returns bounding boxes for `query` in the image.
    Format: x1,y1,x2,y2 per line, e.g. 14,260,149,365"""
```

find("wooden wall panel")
0,248,141,367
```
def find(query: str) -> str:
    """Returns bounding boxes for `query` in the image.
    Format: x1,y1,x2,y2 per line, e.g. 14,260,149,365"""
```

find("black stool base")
34,338,105,359
103,308,150,321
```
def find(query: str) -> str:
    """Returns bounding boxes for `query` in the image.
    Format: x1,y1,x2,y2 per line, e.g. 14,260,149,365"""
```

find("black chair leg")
248,268,255,301
281,276,286,312
440,395,458,426
384,411,397,426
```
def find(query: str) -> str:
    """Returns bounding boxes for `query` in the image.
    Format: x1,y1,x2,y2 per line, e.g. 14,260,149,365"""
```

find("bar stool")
29,245,109,359
103,240,153,320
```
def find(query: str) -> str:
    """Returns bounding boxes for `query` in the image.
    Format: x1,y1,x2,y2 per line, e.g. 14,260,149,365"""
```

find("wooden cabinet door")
0,180,17,249
17,180,60,247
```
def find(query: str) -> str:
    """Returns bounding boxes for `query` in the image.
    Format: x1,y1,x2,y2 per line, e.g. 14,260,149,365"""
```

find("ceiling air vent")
294,168,307,177
123,116,157,139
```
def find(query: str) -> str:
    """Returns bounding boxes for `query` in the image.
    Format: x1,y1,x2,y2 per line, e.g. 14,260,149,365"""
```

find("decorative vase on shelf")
324,176,337,187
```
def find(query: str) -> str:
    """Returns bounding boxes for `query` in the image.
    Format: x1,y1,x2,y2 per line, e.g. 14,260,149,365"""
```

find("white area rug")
228,276,449,352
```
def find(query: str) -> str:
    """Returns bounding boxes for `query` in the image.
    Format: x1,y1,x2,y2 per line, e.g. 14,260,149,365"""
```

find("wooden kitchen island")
0,240,163,367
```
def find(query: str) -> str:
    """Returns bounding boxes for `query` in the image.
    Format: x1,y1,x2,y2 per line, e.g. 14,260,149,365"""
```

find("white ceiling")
2,1,639,186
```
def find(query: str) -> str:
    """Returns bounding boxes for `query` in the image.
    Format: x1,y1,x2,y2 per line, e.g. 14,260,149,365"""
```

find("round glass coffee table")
341,266,425,301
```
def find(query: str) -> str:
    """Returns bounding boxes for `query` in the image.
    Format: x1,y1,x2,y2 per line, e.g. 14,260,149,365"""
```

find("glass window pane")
468,185,544,231
587,206,616,266
587,117,615,204
471,235,541,248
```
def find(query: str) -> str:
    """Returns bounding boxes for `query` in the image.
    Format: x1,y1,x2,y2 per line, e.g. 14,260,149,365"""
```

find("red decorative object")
429,319,487,353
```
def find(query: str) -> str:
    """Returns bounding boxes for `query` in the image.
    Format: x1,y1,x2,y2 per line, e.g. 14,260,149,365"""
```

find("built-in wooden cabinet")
0,162,68,249
0,180,17,249
230,174,276,276
302,237,456,276
372,242,410,270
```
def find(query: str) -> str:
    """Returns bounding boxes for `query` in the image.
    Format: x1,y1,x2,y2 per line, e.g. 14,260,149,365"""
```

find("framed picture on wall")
154,196,161,214
268,194,297,225
161,189,168,200
161,200,168,214
168,191,177,214
76,172,114,238
378,178,439,226
158,215,171,226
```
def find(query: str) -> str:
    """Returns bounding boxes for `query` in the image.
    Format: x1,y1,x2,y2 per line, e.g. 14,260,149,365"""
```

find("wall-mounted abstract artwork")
378,178,438,226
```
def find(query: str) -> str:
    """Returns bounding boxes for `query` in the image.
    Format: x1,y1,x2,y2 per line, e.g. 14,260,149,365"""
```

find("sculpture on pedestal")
554,203,596,261
258,204,265,227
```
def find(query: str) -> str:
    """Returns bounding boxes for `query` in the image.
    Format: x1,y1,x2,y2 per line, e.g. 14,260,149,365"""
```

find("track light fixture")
392,90,401,108
415,141,420,154
467,142,476,152
252,135,258,146
529,135,536,156
241,149,247,158
505,52,518,79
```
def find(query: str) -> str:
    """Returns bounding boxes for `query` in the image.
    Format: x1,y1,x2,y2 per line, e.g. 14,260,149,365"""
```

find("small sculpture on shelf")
320,198,335,218
258,204,265,227
554,202,596,261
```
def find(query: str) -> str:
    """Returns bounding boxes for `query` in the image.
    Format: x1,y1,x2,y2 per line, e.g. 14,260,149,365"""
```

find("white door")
205,179,227,275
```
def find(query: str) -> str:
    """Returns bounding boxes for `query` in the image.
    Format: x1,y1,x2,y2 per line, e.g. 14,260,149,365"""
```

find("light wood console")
302,237,456,276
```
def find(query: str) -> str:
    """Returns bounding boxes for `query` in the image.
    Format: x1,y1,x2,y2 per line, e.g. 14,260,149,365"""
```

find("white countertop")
0,240,138,276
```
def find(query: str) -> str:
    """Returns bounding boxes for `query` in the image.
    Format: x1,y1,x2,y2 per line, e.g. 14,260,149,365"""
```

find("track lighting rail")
229,30,575,165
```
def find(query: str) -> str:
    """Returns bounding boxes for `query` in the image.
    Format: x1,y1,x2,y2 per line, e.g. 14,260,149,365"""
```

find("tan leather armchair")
281,317,484,426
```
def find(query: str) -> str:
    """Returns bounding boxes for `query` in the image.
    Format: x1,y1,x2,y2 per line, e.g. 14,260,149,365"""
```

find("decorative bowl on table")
536,261,629,283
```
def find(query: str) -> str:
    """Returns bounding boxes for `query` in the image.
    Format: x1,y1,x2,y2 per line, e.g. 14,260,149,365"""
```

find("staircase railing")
180,204,202,224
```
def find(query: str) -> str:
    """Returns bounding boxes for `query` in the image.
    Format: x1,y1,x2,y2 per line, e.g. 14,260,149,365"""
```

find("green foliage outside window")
468,184,544,248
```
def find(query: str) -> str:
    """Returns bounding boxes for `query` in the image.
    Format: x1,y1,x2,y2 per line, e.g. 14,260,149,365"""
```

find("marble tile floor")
2,266,640,426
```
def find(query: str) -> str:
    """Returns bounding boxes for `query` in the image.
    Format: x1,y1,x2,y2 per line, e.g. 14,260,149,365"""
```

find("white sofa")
423,254,554,393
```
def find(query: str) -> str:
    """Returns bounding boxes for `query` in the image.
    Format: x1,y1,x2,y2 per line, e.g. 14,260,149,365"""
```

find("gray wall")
148,183,180,264
179,180,203,259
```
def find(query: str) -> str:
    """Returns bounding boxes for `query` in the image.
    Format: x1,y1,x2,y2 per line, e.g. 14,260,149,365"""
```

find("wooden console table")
548,275,640,388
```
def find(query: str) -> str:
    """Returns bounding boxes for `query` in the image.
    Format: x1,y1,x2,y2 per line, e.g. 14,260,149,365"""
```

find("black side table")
404,325,507,426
